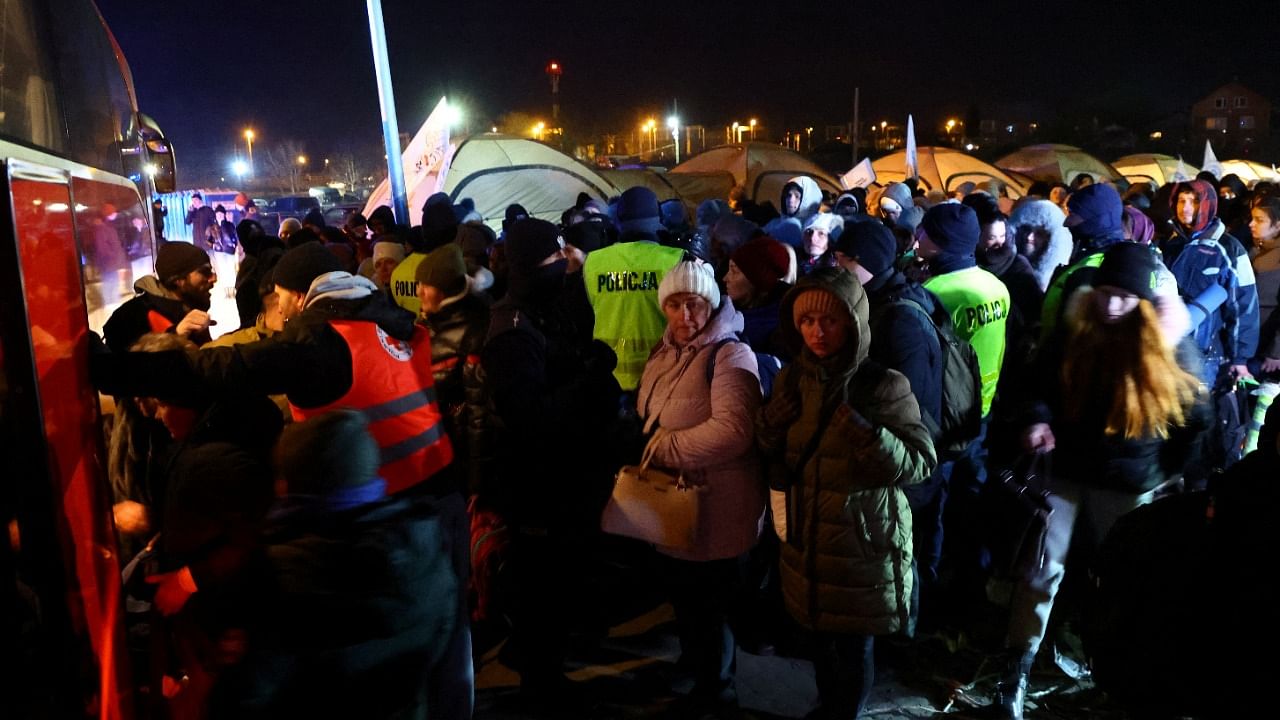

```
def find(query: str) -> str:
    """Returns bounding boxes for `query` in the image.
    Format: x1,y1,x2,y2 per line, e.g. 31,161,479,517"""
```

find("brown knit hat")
791,288,849,326
414,243,468,297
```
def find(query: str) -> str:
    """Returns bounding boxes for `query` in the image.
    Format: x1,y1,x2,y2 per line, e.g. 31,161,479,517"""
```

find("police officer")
582,186,685,392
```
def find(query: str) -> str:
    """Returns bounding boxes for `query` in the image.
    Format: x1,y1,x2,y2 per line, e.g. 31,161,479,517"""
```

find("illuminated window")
1206,117,1228,130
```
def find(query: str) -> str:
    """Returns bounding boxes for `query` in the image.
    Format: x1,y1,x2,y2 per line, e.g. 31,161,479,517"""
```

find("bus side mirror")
145,138,176,194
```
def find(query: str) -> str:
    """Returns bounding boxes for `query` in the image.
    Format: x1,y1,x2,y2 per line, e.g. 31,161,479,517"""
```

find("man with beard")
104,241,217,351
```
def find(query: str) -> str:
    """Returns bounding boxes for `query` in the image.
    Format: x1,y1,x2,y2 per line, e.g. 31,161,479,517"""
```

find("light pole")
749,118,757,141
732,121,740,144
946,118,957,146
244,128,255,173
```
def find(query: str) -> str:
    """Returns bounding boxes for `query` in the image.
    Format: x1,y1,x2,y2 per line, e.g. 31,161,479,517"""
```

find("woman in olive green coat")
758,266,936,719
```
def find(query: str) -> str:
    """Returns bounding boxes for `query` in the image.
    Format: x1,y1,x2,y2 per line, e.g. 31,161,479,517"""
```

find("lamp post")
732,121,740,144
244,128,255,173
749,118,757,141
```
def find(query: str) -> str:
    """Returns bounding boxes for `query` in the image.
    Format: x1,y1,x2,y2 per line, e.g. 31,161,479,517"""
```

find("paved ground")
473,558,1131,720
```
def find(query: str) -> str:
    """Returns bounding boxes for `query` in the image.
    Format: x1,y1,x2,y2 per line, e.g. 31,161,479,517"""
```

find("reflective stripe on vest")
289,319,453,494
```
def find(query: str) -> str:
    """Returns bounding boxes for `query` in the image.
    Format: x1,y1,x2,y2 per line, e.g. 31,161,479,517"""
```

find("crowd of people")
87,166,1280,719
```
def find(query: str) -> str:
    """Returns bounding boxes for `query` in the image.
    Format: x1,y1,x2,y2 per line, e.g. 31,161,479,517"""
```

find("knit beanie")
731,236,790,294
804,212,845,236
658,260,721,310
1094,242,1157,301
660,199,687,229
880,182,913,214
420,201,459,252
414,243,468,297
617,186,663,235
155,242,210,283
921,203,980,255
372,240,406,264
503,218,562,270
832,220,896,276
272,241,344,293
1065,183,1125,239
791,288,849,325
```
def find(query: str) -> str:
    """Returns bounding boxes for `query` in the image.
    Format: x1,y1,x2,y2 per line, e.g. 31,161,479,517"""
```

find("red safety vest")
290,319,453,494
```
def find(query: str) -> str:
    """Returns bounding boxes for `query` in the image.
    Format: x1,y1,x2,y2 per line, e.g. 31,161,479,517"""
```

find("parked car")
324,203,365,228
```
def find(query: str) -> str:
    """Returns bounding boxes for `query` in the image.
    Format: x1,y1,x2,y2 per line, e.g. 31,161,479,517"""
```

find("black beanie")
832,220,896,276
504,218,562,270
921,203,980,256
272,241,344,293
155,242,210,283
420,201,459,252
1094,242,1157,301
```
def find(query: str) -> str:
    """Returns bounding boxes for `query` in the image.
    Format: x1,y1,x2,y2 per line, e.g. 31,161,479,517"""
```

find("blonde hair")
1062,294,1201,440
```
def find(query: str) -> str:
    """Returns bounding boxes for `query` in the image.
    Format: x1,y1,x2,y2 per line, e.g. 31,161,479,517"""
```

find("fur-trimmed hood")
1010,199,1074,292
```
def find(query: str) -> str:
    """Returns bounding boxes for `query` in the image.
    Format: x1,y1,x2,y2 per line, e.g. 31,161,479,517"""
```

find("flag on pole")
841,157,877,189
362,96,456,220
1202,139,1223,180
905,115,918,180
1172,155,1191,182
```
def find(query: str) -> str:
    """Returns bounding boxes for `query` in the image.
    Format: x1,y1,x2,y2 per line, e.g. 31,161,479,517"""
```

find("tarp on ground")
670,142,841,207
871,146,1029,198
996,143,1122,184
442,135,618,230
599,168,736,211
1111,154,1198,187
1219,159,1280,185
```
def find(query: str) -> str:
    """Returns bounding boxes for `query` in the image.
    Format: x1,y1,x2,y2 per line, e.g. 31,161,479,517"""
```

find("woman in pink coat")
635,259,765,715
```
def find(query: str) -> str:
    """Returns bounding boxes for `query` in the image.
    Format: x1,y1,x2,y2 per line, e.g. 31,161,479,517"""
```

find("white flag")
362,96,456,220
905,114,918,180
1172,155,1191,182
1201,140,1223,180
841,157,877,189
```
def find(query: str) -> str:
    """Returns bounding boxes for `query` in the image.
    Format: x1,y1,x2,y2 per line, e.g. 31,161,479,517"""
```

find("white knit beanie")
372,240,406,264
804,212,844,235
658,259,721,310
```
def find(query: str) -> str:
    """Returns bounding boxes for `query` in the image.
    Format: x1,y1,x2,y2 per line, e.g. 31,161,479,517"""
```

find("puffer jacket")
758,267,936,635
636,296,764,562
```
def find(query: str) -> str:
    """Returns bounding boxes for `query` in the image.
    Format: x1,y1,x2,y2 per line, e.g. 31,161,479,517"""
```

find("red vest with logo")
289,320,453,494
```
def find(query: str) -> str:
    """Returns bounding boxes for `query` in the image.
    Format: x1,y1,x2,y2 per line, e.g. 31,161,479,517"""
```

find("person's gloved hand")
146,566,198,616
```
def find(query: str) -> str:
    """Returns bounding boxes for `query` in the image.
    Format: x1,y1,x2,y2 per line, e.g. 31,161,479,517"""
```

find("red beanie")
731,235,790,293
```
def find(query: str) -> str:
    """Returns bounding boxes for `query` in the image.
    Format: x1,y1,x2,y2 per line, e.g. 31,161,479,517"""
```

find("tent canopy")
1111,154,1198,187
671,142,840,207
1218,159,1280,185
442,135,618,230
600,168,736,212
996,144,1122,185
871,146,1028,198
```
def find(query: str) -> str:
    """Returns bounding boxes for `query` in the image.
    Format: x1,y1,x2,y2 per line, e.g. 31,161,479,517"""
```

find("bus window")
72,177,153,334
0,0,65,151
3,159,129,719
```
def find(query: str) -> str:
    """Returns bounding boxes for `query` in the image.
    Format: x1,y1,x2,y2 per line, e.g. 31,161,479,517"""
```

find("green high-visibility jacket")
390,252,427,317
583,241,685,391
924,265,1010,417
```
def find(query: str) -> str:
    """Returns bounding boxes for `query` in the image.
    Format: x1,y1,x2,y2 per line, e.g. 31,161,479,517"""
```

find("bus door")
0,157,132,719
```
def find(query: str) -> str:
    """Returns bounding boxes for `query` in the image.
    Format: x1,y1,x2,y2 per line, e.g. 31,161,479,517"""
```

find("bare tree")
264,139,307,194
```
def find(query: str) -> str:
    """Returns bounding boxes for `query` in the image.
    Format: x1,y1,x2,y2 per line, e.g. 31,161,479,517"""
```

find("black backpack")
872,297,983,456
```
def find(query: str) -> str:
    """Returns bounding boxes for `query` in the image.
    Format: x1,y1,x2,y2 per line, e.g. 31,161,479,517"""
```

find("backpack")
872,296,983,456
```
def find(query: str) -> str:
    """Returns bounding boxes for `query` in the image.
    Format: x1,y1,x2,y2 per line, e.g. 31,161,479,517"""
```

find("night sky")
97,0,1280,178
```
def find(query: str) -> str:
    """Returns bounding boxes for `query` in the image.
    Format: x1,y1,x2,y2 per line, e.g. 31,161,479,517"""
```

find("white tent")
871,146,1029,197
442,135,618,229
1219,159,1280,186
670,142,840,206
599,168,736,212
1112,154,1198,186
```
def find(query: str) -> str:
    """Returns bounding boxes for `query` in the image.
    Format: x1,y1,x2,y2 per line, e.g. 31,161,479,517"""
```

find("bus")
1,1,176,717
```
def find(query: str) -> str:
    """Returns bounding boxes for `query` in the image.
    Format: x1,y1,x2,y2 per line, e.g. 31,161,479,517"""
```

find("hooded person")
1163,179,1260,387
779,175,823,224
211,410,461,719
104,242,217,352
966,193,1044,366
756,266,935,719
454,221,497,295
1037,183,1128,343
479,218,624,707
582,187,686,391
1123,205,1156,245
878,182,914,225
798,212,843,276
834,189,868,220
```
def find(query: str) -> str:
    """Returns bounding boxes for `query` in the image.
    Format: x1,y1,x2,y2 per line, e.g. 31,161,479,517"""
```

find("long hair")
1062,293,1201,440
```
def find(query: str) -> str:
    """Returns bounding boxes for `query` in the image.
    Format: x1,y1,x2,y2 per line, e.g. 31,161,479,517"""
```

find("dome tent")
996,143,1122,185
670,142,840,207
1112,154,1198,187
871,146,1029,198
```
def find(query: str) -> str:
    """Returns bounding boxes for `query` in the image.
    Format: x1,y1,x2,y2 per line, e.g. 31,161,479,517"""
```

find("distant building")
1190,81,1271,155
971,101,1050,149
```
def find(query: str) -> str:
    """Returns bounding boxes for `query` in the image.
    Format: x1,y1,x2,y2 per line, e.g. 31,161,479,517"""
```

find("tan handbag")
600,438,700,551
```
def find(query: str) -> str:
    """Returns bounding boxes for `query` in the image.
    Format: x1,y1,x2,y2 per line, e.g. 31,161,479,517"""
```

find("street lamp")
533,122,545,141
231,159,248,178
297,154,307,165
732,121,740,144
749,118,757,141
667,115,680,163
243,128,255,172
